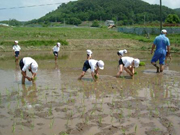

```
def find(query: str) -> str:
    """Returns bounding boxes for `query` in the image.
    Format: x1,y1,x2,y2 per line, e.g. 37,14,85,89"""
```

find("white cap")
134,59,140,68
97,60,104,70
123,49,127,54
15,40,18,44
57,42,61,47
31,63,38,73
87,50,92,55
161,29,167,34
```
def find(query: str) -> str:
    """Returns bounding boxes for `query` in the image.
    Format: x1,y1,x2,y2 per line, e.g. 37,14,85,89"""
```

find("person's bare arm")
151,44,155,54
31,73,36,81
124,67,133,76
21,71,32,81
167,46,170,53
91,72,97,81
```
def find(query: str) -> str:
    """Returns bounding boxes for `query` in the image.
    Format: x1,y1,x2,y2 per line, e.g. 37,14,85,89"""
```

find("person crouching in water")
19,57,38,84
52,42,61,61
78,49,104,81
116,55,140,77
13,40,21,62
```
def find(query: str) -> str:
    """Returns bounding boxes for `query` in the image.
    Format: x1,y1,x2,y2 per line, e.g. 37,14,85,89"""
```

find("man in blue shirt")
151,29,170,73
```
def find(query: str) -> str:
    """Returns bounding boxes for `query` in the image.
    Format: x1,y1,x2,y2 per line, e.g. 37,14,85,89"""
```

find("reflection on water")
21,82,37,106
14,61,21,82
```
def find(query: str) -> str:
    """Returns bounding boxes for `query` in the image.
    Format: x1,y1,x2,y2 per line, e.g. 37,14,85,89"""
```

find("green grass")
0,27,179,52
0,27,122,41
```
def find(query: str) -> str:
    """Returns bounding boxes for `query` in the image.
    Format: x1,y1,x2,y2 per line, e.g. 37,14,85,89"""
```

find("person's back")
121,57,134,68
151,29,170,73
22,57,38,72
88,59,98,72
154,34,169,55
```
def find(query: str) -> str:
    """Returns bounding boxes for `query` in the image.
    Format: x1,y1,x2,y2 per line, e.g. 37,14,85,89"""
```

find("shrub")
91,20,99,27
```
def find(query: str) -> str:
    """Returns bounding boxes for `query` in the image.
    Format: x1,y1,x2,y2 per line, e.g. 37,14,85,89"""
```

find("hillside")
28,0,178,25
174,8,180,16
174,8,180,12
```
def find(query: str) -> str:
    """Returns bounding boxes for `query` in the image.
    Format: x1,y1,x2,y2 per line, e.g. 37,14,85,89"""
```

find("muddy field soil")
0,50,180,135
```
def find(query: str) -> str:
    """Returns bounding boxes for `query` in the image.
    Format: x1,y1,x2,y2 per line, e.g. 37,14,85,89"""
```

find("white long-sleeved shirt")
52,46,60,52
22,57,38,72
88,59,98,72
121,57,134,68
13,45,21,52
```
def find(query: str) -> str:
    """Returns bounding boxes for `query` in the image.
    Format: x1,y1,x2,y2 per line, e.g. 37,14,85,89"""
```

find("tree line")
1,0,180,26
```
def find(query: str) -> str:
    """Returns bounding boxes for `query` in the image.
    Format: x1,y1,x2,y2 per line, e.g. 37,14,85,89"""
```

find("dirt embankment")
0,39,150,52
66,39,149,50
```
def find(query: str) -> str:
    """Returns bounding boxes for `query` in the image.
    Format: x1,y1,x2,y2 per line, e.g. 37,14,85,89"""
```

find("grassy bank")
0,27,179,52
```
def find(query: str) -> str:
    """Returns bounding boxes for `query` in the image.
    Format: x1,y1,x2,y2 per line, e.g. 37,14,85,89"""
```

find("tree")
91,20,99,27
67,17,81,25
165,14,180,24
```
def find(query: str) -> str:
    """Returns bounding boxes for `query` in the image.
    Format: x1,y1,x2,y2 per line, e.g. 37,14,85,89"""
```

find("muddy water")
0,50,180,135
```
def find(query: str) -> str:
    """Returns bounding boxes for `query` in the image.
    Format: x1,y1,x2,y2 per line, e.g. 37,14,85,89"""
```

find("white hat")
15,40,18,44
134,59,140,68
87,50,92,55
161,29,167,33
97,60,104,70
57,42,61,47
123,49,127,54
31,63,38,73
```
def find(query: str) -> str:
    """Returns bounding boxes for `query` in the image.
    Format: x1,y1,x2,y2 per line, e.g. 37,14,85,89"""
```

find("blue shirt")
153,34,170,54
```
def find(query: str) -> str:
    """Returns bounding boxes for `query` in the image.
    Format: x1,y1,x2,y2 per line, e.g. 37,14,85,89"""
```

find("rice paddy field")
0,27,180,135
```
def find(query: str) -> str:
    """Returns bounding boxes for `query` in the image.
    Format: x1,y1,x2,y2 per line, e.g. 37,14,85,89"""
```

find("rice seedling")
90,109,95,117
49,118,55,128
12,122,16,133
111,116,114,123
46,86,49,90
48,105,53,116
20,110,24,119
5,88,11,98
59,132,69,135
31,122,35,130
153,128,160,131
121,128,126,135
135,125,138,134
70,110,74,117
7,102,11,109
100,98,104,107
66,118,69,126
85,116,89,124
111,98,115,107
98,115,102,125
139,61,145,66
155,108,159,116
119,113,123,120
20,125,24,131
127,108,131,118
0,92,1,105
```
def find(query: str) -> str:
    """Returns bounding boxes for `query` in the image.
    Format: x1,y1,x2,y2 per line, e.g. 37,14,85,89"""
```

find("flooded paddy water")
0,50,180,135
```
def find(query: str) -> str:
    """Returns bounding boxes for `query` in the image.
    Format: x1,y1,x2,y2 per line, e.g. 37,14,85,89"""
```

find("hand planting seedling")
94,74,98,79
